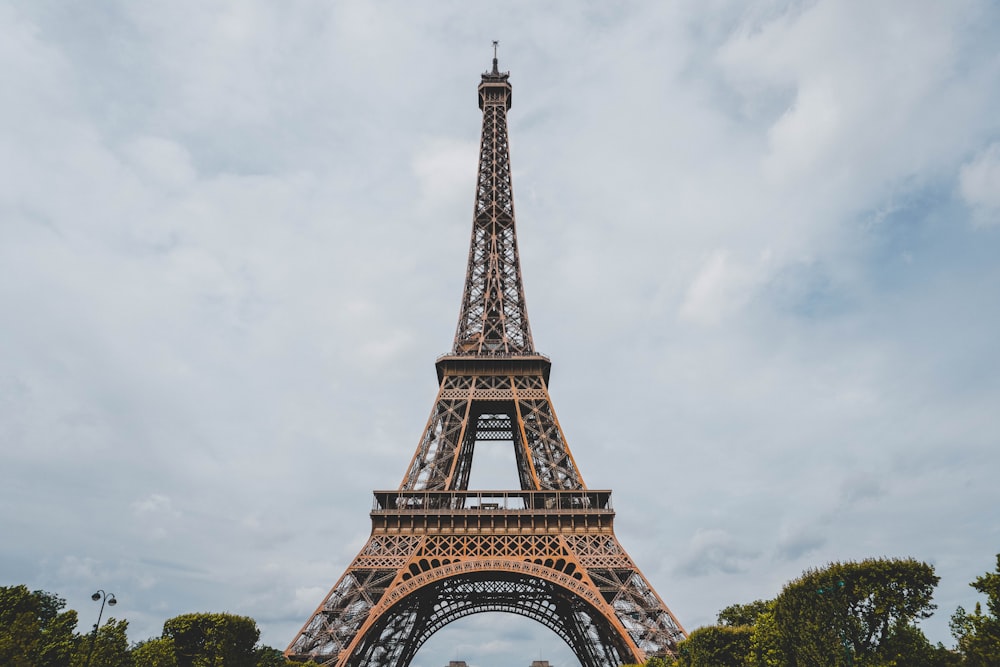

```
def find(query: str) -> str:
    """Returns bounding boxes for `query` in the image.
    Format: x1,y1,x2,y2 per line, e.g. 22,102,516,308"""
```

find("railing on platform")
371,489,613,513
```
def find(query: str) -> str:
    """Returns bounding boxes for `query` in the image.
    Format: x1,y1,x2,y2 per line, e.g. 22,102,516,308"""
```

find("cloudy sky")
2,1,999,665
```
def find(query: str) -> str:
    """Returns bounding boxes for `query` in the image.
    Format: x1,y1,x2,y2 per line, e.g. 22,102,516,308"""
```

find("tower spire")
453,45,528,356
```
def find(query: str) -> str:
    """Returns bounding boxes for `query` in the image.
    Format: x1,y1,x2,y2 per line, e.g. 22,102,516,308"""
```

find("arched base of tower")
345,570,636,667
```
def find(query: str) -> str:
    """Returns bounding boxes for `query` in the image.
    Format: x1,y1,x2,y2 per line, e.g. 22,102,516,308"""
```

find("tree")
132,638,178,667
0,585,80,667
872,623,961,667
139,615,308,667
73,618,132,667
621,658,668,667
718,600,771,627
772,558,939,666
747,601,785,667
951,553,1000,666
668,558,948,667
674,625,753,667
251,646,286,667
162,613,260,667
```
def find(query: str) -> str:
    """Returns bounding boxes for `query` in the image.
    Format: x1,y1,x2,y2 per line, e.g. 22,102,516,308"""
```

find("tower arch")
344,565,635,667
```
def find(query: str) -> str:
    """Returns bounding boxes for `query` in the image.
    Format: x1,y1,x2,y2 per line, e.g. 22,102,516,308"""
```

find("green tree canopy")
718,599,772,627
0,585,79,667
622,658,668,667
772,557,939,666
74,617,132,667
674,624,753,667
873,623,961,667
162,612,260,667
747,601,785,667
252,646,288,667
951,553,1000,666
132,637,179,667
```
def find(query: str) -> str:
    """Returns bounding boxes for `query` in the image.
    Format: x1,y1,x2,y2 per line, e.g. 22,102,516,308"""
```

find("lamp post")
84,589,117,667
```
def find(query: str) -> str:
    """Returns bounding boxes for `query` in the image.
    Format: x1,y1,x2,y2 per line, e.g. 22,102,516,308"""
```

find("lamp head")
91,592,101,601
107,596,117,607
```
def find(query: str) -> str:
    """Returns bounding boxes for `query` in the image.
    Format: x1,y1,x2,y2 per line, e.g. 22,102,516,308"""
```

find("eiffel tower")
286,50,687,667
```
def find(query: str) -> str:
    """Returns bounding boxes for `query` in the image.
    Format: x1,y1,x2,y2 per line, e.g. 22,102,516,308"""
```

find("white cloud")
764,80,841,181
959,142,1000,227
676,528,761,577
1,2,999,663
132,493,179,517
678,249,770,325
776,527,828,562
413,138,478,210
121,137,196,189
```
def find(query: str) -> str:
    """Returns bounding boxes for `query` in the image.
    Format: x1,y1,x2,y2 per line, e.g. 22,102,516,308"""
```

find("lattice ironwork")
286,53,686,667
564,534,633,568
400,394,470,491
291,567,399,659
418,534,568,560
452,56,532,358
516,396,582,490
346,572,630,667
400,373,584,492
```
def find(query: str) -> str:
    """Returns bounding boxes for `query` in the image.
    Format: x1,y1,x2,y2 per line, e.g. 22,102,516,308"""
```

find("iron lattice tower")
286,54,687,667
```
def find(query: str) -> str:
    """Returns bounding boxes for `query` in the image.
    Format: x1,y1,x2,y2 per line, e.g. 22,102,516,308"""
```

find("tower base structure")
288,489,685,666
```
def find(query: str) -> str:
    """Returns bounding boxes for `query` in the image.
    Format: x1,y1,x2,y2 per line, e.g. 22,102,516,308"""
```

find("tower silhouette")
286,53,686,667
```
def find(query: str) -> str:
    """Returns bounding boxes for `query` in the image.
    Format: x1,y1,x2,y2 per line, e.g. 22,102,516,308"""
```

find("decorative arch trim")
339,558,641,667
377,558,607,612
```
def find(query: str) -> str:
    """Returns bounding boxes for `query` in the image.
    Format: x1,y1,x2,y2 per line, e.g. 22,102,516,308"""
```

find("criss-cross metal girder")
452,59,532,358
286,56,687,667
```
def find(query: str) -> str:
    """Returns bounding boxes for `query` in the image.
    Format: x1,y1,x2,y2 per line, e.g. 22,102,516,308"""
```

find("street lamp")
84,589,117,667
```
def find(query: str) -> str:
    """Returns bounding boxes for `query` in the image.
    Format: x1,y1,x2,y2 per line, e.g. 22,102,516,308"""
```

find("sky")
1,1,999,665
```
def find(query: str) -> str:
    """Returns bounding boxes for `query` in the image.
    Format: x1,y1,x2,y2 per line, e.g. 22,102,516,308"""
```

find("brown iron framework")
286,52,686,666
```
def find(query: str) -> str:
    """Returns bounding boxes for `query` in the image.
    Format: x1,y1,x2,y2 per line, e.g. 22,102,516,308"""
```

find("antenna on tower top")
491,40,499,74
